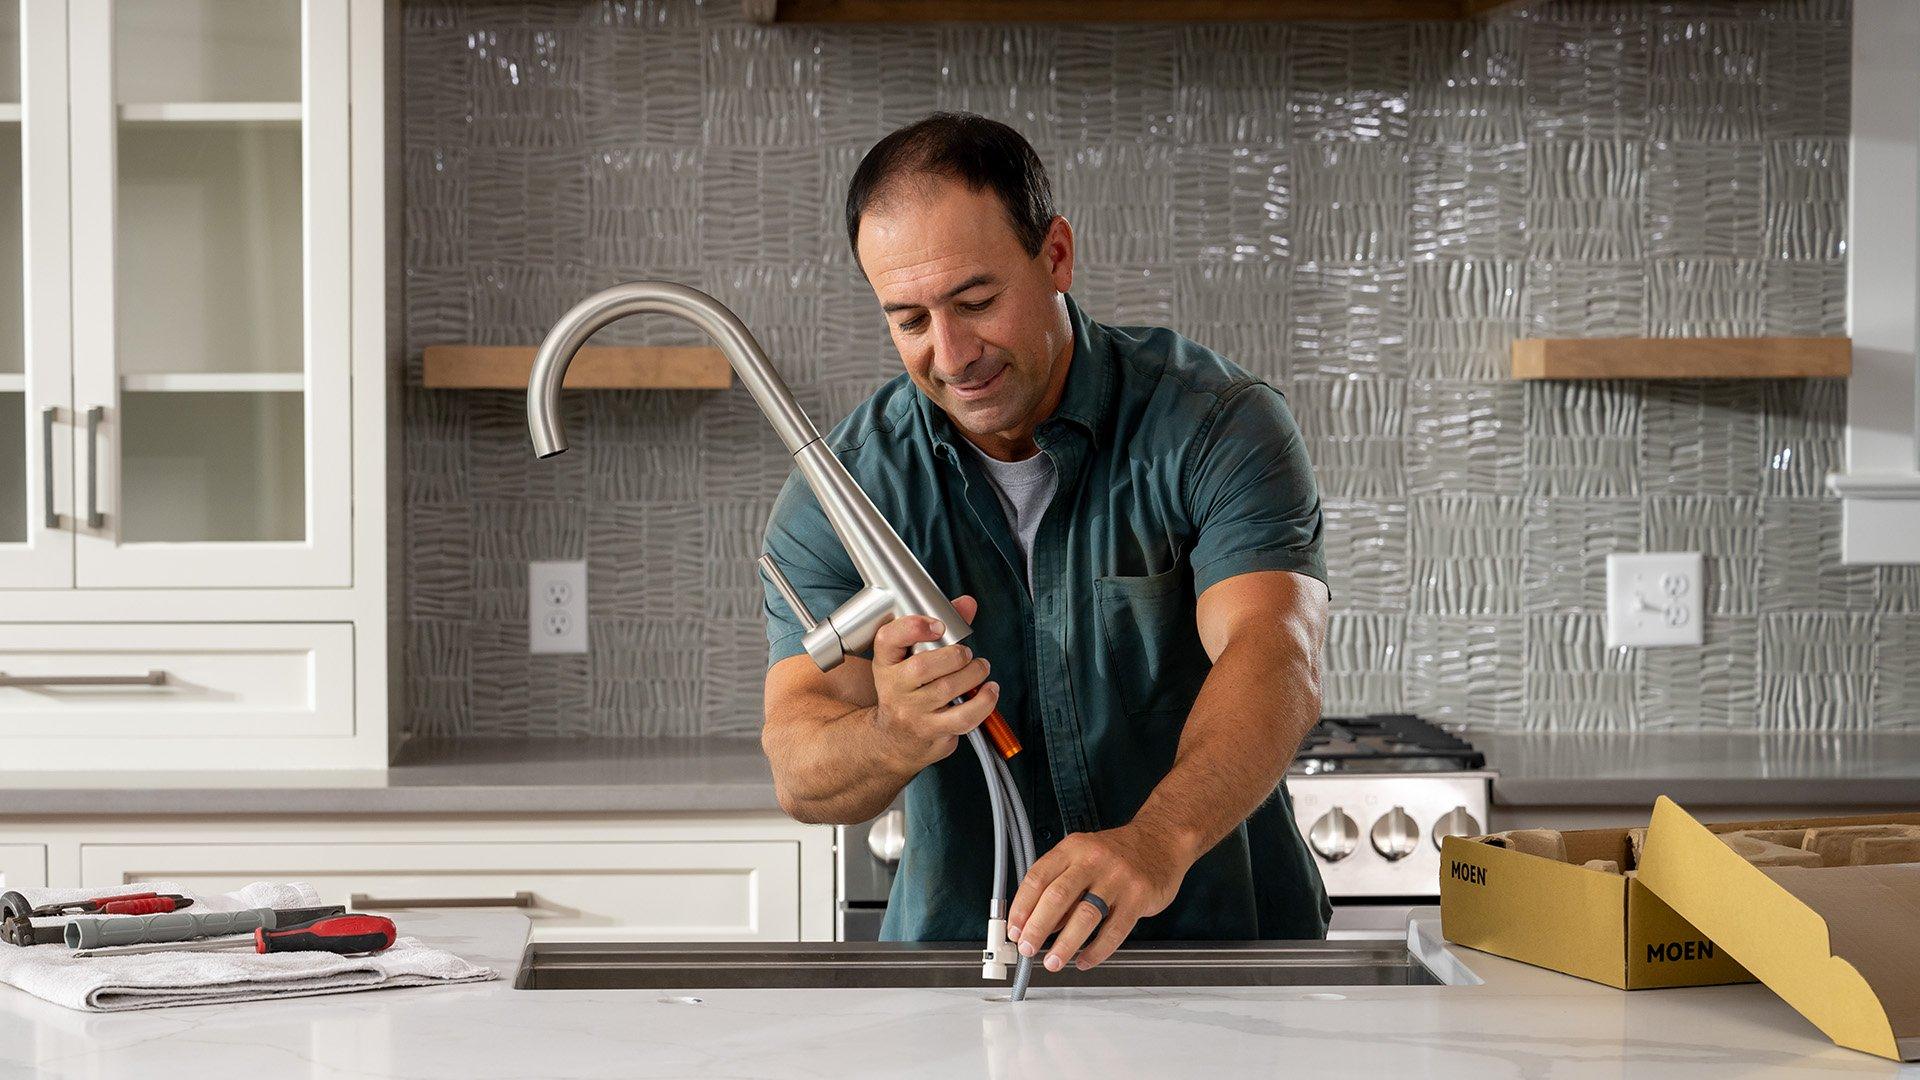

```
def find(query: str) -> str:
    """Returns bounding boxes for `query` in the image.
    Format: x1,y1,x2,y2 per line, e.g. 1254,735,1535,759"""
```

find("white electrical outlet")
1605,552,1704,648
529,560,588,654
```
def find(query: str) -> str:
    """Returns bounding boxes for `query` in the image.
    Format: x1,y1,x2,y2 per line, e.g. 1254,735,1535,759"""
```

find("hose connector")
983,917,1017,980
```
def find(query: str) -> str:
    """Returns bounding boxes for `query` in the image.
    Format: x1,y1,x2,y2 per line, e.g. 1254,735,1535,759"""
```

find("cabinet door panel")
0,0,72,589
69,0,350,588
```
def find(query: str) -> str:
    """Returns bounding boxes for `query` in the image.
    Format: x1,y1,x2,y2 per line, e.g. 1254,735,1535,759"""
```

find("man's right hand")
870,594,1000,772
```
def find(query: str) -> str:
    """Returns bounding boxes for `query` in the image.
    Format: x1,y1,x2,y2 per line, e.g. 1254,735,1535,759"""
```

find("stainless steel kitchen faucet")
526,280,1036,998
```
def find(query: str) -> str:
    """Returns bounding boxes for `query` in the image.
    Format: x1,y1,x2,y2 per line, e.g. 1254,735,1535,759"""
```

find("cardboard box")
1440,826,1753,990
1637,797,1920,1063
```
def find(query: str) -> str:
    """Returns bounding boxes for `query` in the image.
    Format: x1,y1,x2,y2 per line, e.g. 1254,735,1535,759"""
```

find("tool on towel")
70,914,397,959
64,904,345,950
35,893,192,918
1,920,66,946
0,891,197,947
4,890,194,920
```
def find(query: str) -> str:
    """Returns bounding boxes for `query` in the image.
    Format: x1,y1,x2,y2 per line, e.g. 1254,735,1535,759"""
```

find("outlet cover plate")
1605,552,1704,648
529,560,588,655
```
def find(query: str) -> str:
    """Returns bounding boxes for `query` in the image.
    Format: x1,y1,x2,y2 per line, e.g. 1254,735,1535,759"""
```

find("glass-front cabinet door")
0,0,72,590
69,0,350,588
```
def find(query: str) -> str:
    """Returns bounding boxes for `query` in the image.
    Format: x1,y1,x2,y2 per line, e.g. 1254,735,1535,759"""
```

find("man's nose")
929,314,982,380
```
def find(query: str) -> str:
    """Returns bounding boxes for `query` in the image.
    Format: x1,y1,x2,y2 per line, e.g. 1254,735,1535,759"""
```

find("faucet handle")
757,555,818,631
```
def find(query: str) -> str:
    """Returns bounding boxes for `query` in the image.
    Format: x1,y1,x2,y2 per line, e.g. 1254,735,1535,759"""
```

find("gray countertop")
0,731,1915,817
0,910,1907,1077
0,737,784,816
1480,731,1920,807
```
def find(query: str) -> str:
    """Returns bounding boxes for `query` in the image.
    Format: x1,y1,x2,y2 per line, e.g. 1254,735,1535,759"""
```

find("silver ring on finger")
1079,890,1110,922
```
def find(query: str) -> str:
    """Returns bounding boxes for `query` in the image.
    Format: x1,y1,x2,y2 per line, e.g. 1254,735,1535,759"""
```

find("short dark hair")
845,112,1057,264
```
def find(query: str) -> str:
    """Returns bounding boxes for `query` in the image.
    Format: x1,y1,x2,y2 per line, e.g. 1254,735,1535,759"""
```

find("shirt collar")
921,292,1113,462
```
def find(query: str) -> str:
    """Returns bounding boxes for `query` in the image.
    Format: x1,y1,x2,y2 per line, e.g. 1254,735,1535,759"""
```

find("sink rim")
514,937,1464,991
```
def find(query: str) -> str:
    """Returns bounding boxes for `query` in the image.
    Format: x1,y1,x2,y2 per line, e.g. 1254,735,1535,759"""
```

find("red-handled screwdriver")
254,914,396,955
70,914,397,958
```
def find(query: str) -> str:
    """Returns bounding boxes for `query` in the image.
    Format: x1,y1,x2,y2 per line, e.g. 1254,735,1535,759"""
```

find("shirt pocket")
1093,562,1212,719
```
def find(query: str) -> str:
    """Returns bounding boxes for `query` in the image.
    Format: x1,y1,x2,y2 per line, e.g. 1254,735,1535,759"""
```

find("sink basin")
515,939,1458,991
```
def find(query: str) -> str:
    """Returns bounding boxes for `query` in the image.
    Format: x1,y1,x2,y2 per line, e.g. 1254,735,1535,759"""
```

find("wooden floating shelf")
1511,337,1852,380
746,0,1511,21
423,345,734,391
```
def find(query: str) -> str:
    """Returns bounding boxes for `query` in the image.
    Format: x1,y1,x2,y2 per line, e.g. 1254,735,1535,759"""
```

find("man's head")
846,113,1075,458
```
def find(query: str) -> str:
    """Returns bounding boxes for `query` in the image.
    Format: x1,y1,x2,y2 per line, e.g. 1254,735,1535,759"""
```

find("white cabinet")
0,0,387,768
82,840,805,942
8,814,837,943
0,623,355,758
0,844,45,888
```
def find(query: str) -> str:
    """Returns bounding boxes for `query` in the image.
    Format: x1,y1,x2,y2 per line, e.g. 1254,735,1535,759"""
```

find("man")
759,113,1331,974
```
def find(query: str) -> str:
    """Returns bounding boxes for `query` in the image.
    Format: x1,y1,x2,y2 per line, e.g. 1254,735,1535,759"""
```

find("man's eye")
897,315,926,333
959,297,995,314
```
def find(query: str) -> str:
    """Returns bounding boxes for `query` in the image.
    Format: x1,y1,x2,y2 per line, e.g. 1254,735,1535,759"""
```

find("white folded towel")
0,881,496,1011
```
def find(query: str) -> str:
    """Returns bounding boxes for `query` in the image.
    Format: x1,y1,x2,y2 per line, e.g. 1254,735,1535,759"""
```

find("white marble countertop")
0,910,1911,1078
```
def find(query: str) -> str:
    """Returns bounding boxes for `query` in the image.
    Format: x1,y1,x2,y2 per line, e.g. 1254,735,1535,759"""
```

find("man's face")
855,179,1074,447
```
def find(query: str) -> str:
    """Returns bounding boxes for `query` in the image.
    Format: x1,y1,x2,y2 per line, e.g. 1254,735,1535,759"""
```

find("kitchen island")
0,910,1908,1078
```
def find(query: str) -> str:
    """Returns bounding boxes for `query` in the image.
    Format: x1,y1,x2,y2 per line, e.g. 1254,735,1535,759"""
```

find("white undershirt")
961,441,1059,594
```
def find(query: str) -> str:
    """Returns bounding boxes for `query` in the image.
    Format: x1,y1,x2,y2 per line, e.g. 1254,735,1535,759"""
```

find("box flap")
1764,864,1920,1041
1639,796,1912,1062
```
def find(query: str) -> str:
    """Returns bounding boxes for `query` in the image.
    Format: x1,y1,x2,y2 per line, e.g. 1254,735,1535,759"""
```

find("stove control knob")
1308,808,1359,862
867,809,906,865
1371,807,1420,861
1431,806,1482,850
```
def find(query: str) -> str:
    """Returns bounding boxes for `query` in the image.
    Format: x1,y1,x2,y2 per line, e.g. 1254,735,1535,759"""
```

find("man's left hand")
1005,822,1195,972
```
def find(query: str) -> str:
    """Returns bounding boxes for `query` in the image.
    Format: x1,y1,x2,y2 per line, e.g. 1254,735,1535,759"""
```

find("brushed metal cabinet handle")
84,405,103,529
348,892,536,909
41,407,56,529
0,670,167,687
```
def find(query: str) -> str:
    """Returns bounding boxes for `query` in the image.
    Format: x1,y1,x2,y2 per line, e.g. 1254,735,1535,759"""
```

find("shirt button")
1038,828,1056,843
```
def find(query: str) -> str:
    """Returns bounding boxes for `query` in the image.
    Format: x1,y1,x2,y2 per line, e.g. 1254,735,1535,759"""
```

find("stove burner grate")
1292,713,1485,774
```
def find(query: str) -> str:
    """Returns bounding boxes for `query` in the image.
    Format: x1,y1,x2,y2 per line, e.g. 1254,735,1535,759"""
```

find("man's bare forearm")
763,692,921,824
1128,623,1323,864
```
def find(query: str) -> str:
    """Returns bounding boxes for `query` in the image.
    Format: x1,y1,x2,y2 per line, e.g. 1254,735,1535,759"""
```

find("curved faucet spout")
526,281,821,459
522,279,977,679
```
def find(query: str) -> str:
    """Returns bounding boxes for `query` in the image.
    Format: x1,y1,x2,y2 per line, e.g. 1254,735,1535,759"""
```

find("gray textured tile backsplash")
400,0,1910,738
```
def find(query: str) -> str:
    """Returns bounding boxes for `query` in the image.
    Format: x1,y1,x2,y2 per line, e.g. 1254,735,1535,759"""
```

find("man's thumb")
951,594,979,625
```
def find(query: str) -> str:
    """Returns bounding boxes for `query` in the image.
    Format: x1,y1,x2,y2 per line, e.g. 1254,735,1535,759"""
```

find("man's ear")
1042,215,1074,294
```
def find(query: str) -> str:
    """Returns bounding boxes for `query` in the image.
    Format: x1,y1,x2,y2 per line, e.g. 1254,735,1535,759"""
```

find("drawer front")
80,841,802,941
0,845,47,889
0,624,353,737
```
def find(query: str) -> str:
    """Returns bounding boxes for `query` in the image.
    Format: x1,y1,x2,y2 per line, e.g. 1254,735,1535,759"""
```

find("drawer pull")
0,670,166,688
349,891,536,909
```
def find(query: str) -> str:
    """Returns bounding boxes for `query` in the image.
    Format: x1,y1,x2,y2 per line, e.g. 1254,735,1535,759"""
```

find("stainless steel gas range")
835,713,1492,941
1285,714,1492,934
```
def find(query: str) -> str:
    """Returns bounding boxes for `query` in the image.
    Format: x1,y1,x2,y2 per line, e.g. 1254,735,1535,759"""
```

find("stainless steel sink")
514,940,1454,991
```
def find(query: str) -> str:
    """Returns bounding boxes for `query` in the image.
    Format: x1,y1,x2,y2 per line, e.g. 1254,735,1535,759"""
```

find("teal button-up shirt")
762,295,1332,943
